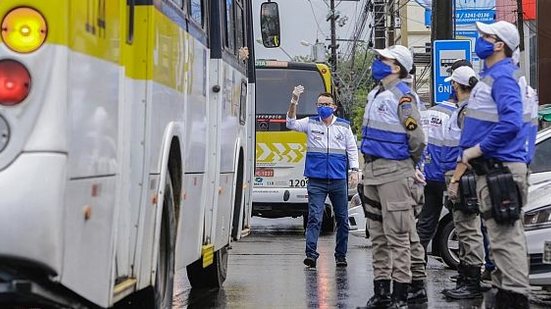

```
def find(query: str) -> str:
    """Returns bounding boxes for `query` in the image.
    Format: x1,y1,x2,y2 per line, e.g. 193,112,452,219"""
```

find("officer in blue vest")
456,21,531,308
359,45,426,309
440,66,487,300
286,88,360,269
416,80,458,253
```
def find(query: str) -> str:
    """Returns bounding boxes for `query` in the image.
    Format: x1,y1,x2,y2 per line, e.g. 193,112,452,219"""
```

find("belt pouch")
457,171,479,214
486,166,521,224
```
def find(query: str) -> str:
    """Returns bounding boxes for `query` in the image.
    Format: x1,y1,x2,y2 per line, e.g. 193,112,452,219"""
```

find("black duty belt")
364,154,381,163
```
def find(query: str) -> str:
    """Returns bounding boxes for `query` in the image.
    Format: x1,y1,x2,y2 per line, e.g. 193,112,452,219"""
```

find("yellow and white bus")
0,0,259,307
252,60,336,231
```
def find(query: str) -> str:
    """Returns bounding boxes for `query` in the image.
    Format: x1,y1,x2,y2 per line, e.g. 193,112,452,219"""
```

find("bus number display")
289,178,308,188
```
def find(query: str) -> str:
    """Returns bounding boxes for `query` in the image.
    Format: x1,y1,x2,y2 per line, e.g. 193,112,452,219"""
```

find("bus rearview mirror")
260,2,281,48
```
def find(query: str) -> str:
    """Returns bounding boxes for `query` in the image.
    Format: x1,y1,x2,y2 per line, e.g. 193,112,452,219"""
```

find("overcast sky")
252,0,365,60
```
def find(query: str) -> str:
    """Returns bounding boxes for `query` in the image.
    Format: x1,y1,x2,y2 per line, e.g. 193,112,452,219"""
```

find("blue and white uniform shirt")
460,58,527,162
286,115,359,180
442,100,469,173
518,75,539,164
420,101,456,182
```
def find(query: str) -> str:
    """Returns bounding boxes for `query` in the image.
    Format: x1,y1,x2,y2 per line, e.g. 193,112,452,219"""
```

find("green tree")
334,47,375,138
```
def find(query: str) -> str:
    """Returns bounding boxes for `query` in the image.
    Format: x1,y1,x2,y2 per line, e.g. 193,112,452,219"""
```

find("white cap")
444,66,477,86
476,21,520,51
512,48,520,65
373,45,413,73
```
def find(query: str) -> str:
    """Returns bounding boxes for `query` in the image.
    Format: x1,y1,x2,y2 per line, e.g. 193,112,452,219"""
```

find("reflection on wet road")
173,217,549,308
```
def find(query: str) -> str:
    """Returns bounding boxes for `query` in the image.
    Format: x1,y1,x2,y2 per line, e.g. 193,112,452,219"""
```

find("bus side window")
235,0,245,54
190,0,204,27
224,0,235,53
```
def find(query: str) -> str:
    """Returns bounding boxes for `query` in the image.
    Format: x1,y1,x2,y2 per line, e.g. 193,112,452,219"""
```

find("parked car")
349,127,551,270
524,182,551,286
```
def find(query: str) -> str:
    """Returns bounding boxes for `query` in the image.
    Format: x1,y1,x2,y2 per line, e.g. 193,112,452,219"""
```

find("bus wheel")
321,206,335,233
187,246,228,289
154,173,176,309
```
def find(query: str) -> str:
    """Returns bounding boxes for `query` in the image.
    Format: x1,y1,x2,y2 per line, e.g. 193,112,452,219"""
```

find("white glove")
461,144,483,167
348,171,359,189
291,85,305,104
414,168,426,185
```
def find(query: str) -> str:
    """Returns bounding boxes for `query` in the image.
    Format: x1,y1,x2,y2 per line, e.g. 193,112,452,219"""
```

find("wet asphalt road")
173,217,550,308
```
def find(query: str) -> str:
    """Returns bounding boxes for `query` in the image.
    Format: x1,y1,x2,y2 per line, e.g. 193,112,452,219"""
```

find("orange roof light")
1,7,47,53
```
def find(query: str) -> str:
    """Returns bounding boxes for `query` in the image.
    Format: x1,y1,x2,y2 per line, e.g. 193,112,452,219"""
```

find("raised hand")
291,85,305,104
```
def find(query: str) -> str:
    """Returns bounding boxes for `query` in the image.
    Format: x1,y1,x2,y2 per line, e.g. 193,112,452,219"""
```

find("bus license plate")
544,241,551,264
255,168,274,177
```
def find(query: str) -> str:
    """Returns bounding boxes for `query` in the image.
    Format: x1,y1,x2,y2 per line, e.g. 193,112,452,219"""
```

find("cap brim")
476,22,495,35
444,76,453,82
373,48,396,59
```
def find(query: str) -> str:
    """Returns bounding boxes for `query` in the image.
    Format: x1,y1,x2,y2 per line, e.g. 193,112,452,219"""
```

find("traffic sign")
432,40,472,104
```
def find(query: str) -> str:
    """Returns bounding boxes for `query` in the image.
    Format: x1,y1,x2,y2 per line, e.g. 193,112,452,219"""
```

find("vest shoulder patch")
405,116,418,131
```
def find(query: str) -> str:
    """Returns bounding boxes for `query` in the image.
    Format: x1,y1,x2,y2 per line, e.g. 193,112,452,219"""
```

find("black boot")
391,281,408,308
444,265,483,299
407,280,428,305
363,280,392,309
495,288,529,309
441,263,465,295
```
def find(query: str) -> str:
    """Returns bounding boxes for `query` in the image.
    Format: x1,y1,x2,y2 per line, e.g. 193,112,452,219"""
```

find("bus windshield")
256,68,325,115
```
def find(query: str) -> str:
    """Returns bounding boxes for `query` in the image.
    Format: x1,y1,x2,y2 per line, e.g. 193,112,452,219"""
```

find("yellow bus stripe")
0,2,200,91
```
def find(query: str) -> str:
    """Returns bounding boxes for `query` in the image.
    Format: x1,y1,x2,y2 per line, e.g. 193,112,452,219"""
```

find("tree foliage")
335,47,375,138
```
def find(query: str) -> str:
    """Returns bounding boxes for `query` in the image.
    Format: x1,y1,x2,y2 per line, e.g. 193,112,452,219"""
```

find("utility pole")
399,0,408,46
431,0,453,41
374,0,385,48
329,0,338,73
516,0,525,51
388,0,395,45
430,0,453,104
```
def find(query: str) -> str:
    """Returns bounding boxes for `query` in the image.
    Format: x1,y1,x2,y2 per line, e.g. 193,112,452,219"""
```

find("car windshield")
256,68,325,115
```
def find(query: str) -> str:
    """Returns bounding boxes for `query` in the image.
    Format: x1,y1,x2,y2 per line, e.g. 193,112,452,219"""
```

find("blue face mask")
371,59,393,81
317,106,334,120
475,37,495,59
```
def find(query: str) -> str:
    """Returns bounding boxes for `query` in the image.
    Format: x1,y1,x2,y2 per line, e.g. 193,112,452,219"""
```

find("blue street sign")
432,40,472,104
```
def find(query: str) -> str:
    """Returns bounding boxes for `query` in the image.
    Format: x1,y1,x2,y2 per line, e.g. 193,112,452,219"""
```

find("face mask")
475,37,495,59
371,59,393,81
317,106,334,120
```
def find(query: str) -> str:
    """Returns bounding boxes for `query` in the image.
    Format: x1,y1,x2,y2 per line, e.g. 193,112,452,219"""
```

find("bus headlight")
0,115,9,153
1,7,47,53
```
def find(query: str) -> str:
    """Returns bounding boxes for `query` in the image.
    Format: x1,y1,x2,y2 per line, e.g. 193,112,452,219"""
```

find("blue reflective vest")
361,81,415,160
460,58,527,162
421,102,456,182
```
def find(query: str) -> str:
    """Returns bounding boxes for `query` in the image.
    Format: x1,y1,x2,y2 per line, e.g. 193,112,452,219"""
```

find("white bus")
0,0,259,307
